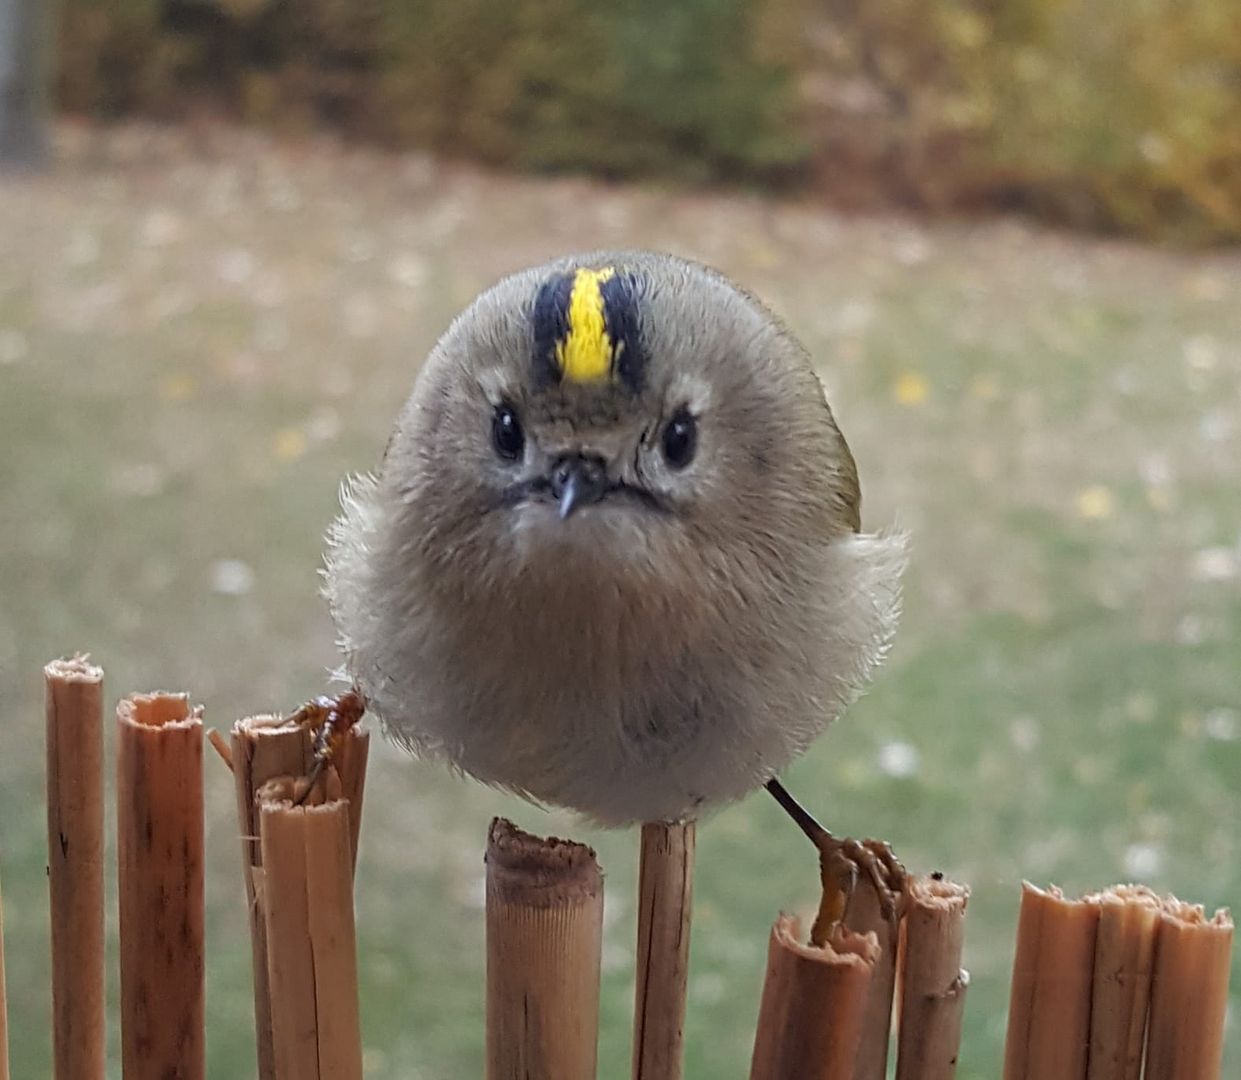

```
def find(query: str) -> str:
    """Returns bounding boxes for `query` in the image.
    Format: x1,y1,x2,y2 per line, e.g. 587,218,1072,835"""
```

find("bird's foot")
810,834,905,947
285,688,367,805
764,777,906,947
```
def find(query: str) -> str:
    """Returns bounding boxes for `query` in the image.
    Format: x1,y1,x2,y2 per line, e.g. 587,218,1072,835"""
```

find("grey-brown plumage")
325,251,905,826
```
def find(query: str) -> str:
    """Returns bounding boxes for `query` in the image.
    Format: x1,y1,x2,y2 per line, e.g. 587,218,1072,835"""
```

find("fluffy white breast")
324,470,907,825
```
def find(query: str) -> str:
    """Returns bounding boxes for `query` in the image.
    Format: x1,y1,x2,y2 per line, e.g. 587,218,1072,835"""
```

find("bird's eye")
492,404,524,461
661,408,697,470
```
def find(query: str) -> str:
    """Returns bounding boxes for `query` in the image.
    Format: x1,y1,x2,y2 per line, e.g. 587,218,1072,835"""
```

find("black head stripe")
531,272,575,388
600,270,647,393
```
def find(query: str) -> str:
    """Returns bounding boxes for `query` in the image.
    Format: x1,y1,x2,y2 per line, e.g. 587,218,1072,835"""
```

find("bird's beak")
550,455,609,519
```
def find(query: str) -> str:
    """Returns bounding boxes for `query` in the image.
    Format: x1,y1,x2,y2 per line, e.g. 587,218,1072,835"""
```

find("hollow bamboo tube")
1144,897,1233,1080
117,692,205,1080
259,797,363,1080
486,817,604,1080
1002,882,1100,1080
895,875,970,1080
44,656,106,1080
0,863,9,1080
843,882,899,1080
632,820,695,1080
228,712,370,1079
1085,885,1160,1080
750,914,879,1079
334,723,370,872
231,714,313,1079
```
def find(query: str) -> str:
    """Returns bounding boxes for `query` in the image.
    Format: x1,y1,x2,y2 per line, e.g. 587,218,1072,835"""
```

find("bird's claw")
762,778,906,946
284,688,366,806
811,835,906,947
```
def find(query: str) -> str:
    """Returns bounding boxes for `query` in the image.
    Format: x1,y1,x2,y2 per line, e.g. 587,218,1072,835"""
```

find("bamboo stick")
259,797,364,1080
0,861,9,1080
44,656,106,1080
1085,885,1160,1080
1002,882,1100,1080
231,713,311,1080
1144,897,1233,1080
844,881,900,1080
227,709,370,1079
749,914,879,1079
895,875,970,1080
632,820,695,1080
117,692,205,1080
486,817,604,1080
333,721,370,872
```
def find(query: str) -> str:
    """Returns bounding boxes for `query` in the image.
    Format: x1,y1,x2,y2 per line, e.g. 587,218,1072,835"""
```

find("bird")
323,250,906,903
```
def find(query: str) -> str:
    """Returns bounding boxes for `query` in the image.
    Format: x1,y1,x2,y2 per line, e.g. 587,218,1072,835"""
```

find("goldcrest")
325,251,905,826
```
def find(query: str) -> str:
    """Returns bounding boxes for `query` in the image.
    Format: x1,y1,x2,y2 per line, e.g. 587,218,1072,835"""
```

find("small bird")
325,251,905,857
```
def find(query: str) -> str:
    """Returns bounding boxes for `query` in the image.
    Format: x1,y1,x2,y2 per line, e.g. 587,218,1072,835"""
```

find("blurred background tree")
54,0,1241,240
0,0,52,165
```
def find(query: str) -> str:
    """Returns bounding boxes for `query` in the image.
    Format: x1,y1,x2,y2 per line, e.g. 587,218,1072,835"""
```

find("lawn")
1,123,1238,1078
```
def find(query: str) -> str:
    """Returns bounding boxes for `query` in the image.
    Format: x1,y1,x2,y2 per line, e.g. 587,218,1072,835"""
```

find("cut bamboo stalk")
749,914,879,1079
334,722,370,871
1144,897,1233,1080
844,881,900,1080
227,709,370,1079
486,817,604,1080
259,797,364,1080
0,861,9,1080
117,692,205,1080
231,713,312,1080
1002,882,1100,1080
895,875,970,1080
632,820,695,1080
44,655,106,1080
1085,884,1160,1080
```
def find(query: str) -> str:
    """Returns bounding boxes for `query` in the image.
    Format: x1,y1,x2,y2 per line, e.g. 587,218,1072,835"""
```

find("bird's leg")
286,696,333,806
287,689,367,806
764,778,906,947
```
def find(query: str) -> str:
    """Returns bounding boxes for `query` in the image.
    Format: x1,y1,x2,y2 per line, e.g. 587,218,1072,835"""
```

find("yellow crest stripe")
555,267,616,383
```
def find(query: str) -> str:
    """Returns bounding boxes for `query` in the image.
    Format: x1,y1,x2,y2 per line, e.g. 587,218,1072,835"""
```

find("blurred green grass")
0,125,1238,1078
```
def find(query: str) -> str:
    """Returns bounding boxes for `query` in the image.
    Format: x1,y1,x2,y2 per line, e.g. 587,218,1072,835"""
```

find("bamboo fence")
0,653,1233,1078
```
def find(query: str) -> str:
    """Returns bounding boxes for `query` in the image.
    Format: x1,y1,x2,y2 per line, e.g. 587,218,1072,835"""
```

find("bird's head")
377,252,862,593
